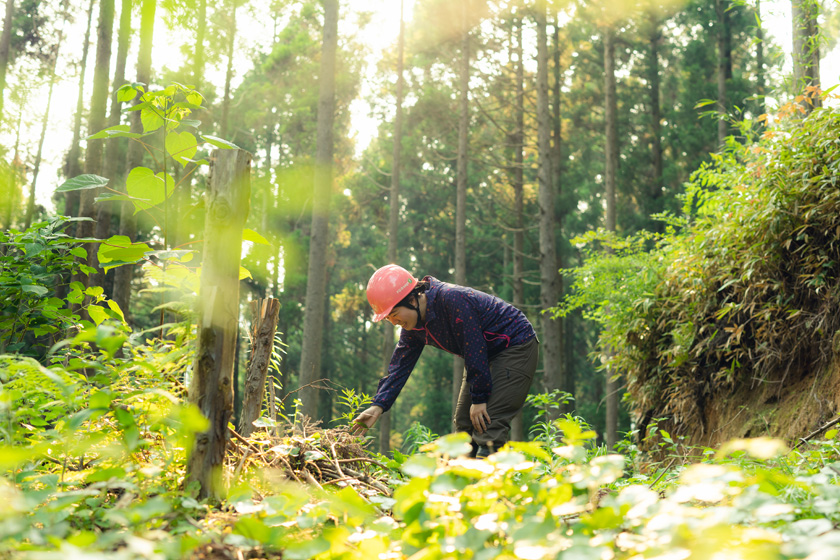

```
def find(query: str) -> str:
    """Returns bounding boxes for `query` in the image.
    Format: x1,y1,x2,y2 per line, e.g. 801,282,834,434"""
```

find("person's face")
385,300,417,330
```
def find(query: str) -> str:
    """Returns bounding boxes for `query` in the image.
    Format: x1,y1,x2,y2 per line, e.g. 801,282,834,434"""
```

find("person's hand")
470,403,491,434
350,405,383,435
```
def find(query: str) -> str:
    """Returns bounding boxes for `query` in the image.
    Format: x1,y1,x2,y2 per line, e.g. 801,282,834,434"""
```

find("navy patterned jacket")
371,276,537,412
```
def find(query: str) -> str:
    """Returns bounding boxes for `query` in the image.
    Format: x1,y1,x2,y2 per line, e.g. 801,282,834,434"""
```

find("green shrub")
558,102,840,440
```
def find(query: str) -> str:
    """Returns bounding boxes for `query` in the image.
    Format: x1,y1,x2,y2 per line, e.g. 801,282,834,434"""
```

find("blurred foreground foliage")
4,344,840,559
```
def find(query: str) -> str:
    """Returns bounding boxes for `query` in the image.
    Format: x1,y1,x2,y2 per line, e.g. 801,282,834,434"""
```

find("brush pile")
226,423,394,500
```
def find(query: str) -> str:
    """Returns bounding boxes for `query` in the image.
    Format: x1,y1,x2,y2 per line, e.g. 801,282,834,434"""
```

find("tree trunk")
77,0,115,280
536,4,562,420
64,0,96,218
379,0,405,455
452,1,469,429
113,0,155,317
715,0,729,145
756,0,766,116
298,0,338,421
604,25,619,448
194,0,206,90
220,0,236,140
96,0,132,281
791,0,820,111
510,13,526,442
186,148,251,501
647,14,663,229
551,15,568,412
239,298,280,436
0,0,15,119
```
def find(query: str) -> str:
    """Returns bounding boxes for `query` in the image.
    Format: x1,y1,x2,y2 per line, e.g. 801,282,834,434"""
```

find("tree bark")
510,13,526,442
298,0,338,421
604,25,619,448
239,298,280,436
96,0,131,246
187,149,251,501
536,4,562,420
756,0,766,116
220,0,236,139
715,0,730,145
551,15,568,412
0,0,14,119
64,0,96,218
77,0,115,283
647,14,663,229
113,0,155,317
452,0,469,429
791,0,820,111
379,0,405,455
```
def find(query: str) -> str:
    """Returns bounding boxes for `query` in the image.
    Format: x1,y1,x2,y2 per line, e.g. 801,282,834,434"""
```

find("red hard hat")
366,264,418,322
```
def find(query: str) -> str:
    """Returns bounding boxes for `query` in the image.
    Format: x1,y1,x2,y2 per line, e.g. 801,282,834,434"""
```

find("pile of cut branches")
226,423,394,500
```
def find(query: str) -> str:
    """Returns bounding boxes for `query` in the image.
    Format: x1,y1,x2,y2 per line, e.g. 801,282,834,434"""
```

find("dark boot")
476,444,492,459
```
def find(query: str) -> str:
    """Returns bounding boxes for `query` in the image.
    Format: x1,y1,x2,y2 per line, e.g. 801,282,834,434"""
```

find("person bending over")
351,264,539,458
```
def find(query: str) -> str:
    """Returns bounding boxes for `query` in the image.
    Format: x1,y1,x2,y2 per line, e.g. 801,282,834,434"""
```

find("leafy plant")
0,216,125,356
333,388,372,426
55,83,246,329
400,421,438,455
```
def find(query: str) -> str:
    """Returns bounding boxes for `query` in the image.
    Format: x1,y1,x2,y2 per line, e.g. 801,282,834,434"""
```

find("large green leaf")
97,235,152,271
116,83,142,102
125,167,174,213
141,106,164,132
165,131,198,167
55,174,109,192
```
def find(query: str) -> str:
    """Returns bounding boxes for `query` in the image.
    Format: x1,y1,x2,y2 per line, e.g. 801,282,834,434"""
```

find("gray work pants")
453,337,539,449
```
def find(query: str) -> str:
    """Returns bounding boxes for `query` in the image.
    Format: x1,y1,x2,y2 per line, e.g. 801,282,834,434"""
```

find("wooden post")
239,297,280,436
186,148,251,501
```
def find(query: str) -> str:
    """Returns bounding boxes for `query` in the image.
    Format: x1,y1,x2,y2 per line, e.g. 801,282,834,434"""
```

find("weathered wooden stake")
239,297,280,437
186,148,251,501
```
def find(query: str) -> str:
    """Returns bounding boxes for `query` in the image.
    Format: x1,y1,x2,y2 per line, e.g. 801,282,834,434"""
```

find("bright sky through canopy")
12,0,839,210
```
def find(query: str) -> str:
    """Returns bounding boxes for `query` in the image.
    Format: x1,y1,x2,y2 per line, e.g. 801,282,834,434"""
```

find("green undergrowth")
4,349,840,559
558,99,840,439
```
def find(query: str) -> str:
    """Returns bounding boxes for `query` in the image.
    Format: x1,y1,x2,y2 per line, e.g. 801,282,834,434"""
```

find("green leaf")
89,390,112,409
402,454,437,478
283,536,330,560
107,299,126,322
125,167,175,213
21,285,48,296
116,84,140,102
94,193,136,204
98,235,152,271
87,304,109,325
431,432,472,457
165,131,199,167
56,174,109,192
88,124,144,140
243,228,271,246
201,134,239,149
141,106,165,132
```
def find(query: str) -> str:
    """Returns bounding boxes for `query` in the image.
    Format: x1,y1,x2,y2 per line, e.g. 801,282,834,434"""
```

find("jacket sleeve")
446,290,493,404
371,330,425,412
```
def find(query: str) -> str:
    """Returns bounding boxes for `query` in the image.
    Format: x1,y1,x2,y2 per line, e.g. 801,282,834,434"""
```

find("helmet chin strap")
404,295,424,328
